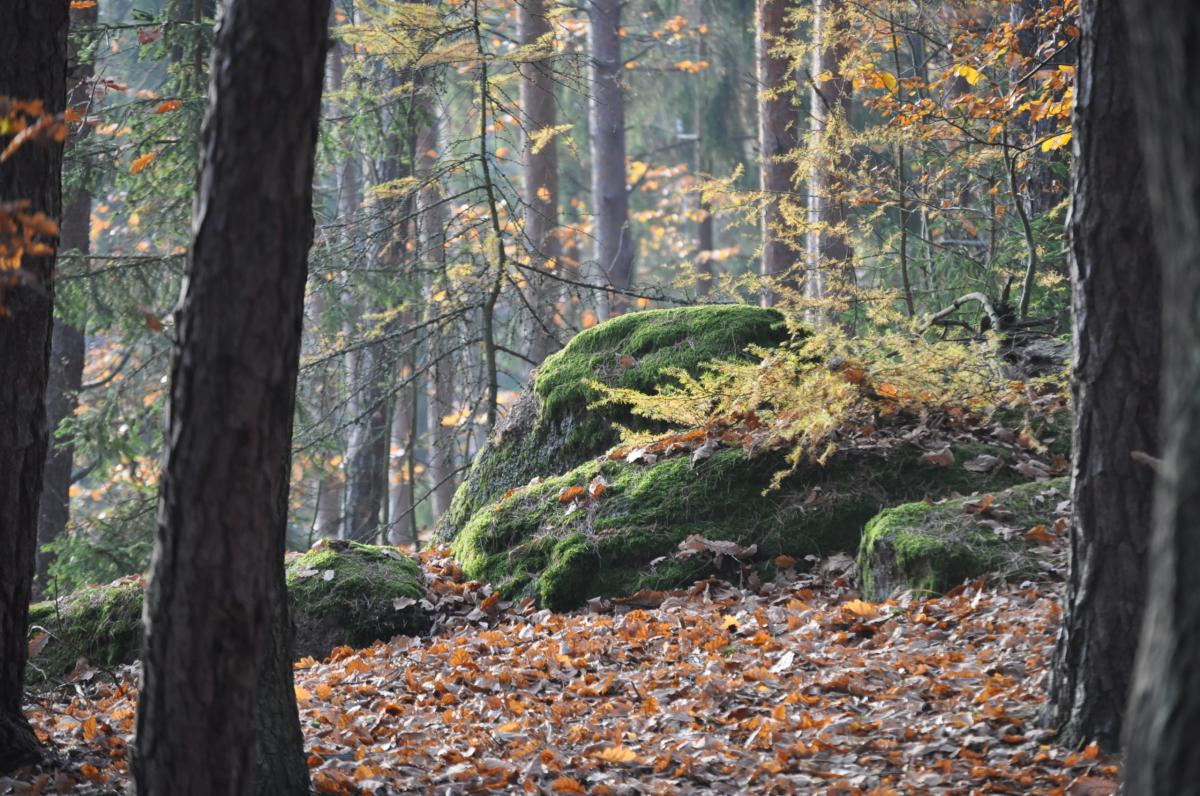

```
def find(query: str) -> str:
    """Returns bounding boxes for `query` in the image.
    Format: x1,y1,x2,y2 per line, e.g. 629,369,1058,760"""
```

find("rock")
435,305,790,541
24,541,427,684
450,442,1033,611
856,477,1069,600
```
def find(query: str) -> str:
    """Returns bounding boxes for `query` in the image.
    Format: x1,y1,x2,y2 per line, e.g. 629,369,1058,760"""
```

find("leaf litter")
8,538,1119,795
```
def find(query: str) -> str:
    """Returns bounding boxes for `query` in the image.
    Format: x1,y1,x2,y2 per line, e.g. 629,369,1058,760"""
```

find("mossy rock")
857,477,1068,600
435,305,790,542
25,542,426,684
450,441,1031,611
286,541,426,659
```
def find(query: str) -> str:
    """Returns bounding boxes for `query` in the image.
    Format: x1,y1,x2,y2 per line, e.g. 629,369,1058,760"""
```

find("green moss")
286,541,426,658
857,477,1068,599
452,440,1031,610
25,543,428,685
437,305,790,541
25,577,144,684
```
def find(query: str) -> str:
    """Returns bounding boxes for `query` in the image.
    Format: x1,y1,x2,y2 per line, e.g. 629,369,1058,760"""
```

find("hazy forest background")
2,0,1197,792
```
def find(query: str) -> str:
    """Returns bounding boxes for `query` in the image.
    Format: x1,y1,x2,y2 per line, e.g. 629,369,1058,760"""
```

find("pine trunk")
755,0,800,306
36,0,96,598
0,0,69,773
1119,0,1200,789
132,0,328,792
807,0,854,313
520,0,562,363
588,0,633,319
1048,0,1160,752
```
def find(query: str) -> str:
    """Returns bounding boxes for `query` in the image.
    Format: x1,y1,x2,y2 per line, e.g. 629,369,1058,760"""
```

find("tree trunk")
755,0,800,306
417,116,457,527
0,0,69,773
588,0,633,319
1047,0,1160,752
807,0,855,315
1118,0,1200,790
132,0,328,792
36,0,96,599
520,0,562,363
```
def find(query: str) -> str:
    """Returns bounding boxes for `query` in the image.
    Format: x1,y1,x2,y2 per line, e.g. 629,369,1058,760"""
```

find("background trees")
131,0,329,790
0,0,70,771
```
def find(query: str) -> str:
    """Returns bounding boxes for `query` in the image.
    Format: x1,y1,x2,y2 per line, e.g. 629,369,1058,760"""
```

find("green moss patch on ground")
25,542,427,684
451,440,1032,611
437,305,789,541
857,477,1068,600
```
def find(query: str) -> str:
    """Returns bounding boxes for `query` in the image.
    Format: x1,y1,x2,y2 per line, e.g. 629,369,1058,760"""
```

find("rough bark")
588,0,633,319
755,0,801,306
0,0,69,774
807,0,855,312
1119,0,1200,790
520,0,562,363
132,0,329,792
1047,0,1160,752
36,0,96,598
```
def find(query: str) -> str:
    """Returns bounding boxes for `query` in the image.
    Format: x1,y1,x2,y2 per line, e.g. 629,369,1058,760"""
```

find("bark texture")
36,0,96,598
807,0,855,311
0,0,69,773
588,0,633,319
1048,0,1160,752
755,0,801,306
132,0,329,793
1119,0,1200,790
520,0,562,363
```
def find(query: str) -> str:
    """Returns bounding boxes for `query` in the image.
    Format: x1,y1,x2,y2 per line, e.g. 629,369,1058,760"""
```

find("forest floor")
11,547,1121,795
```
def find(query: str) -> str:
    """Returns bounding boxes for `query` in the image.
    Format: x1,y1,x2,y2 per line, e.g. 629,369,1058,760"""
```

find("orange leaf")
130,151,157,174
154,99,183,114
596,745,641,764
551,777,588,794
558,485,586,504
841,599,880,619
82,715,99,741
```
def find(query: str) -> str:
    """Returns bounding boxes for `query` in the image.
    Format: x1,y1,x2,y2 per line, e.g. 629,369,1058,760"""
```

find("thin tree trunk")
0,0,69,773
132,0,329,792
807,0,855,318
756,0,801,306
1119,0,1200,789
693,3,715,297
36,0,97,598
588,0,633,319
520,0,562,362
1048,0,1160,752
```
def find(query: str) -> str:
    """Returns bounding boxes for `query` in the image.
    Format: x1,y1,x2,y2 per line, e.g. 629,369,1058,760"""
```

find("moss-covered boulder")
451,441,1033,611
25,541,426,683
857,477,1068,600
435,305,790,541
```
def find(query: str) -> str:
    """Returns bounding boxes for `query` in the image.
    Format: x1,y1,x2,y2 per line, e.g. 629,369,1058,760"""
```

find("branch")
923,292,1003,333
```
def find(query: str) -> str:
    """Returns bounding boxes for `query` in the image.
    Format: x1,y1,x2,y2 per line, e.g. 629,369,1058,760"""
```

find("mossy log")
25,541,425,684
451,442,1032,611
857,477,1068,600
436,305,790,541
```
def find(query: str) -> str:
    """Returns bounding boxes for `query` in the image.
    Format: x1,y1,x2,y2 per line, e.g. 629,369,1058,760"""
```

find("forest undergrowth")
11,542,1119,795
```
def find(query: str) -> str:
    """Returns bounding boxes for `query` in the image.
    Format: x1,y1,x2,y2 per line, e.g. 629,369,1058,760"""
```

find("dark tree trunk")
132,0,329,792
587,0,633,319
0,0,69,774
1119,0,1200,790
1048,0,1160,752
521,0,562,362
36,0,96,599
807,0,855,314
755,0,801,306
